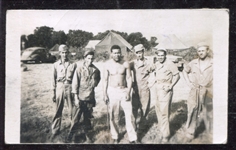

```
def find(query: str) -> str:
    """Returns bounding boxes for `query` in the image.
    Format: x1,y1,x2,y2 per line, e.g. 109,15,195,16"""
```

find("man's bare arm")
103,64,109,104
125,62,132,99
182,70,194,88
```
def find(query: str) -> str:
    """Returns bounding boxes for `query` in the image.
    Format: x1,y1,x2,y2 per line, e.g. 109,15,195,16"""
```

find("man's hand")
74,95,80,107
52,91,56,103
104,94,109,105
125,93,131,101
163,85,173,92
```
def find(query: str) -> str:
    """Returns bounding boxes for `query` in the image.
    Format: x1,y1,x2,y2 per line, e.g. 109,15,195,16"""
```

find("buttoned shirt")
52,59,76,90
152,59,179,84
72,62,101,101
130,58,150,91
184,58,213,88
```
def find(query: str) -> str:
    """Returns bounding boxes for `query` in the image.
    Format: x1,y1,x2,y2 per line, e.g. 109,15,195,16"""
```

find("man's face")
136,50,144,60
111,49,122,62
84,54,94,65
197,46,209,60
156,50,166,63
59,51,69,60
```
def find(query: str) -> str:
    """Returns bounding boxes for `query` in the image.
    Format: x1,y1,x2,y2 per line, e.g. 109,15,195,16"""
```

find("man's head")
155,48,167,64
84,50,95,66
110,45,122,62
197,42,209,60
134,44,145,60
59,44,69,60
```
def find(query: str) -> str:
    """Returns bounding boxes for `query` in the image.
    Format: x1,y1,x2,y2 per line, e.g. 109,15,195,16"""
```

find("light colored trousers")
155,84,173,139
51,83,73,134
108,86,137,142
185,87,213,135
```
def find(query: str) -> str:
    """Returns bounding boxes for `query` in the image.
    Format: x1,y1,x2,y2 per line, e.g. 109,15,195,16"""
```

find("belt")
58,80,72,84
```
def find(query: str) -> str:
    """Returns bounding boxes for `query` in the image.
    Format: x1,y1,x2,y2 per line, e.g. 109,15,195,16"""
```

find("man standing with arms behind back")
67,50,101,143
153,48,180,143
183,42,213,142
51,44,76,140
103,45,139,144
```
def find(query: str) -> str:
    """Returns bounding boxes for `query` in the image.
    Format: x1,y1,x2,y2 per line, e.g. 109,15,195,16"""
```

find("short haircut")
156,50,167,55
110,45,121,52
84,51,94,58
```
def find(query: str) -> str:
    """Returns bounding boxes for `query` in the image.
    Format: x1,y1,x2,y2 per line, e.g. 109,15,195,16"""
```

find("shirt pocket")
58,68,65,78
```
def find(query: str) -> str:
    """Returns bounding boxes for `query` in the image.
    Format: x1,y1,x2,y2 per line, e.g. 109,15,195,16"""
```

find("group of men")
50,42,213,144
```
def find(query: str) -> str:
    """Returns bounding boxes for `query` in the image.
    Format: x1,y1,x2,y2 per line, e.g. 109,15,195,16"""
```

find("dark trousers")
69,100,93,135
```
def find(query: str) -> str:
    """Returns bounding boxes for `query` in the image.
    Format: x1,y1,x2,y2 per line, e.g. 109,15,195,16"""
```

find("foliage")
126,32,152,50
50,31,67,47
66,30,93,48
92,30,128,40
33,26,54,48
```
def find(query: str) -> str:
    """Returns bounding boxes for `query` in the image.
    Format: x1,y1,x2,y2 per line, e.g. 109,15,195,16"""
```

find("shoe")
112,139,118,144
50,131,60,142
83,135,92,144
161,137,169,144
129,140,141,144
66,133,74,143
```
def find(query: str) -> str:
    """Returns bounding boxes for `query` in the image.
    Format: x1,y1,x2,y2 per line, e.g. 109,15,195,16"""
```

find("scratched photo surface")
5,10,228,144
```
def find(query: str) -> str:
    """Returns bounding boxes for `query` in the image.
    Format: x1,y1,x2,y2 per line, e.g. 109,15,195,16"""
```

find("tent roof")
96,31,132,50
85,40,101,49
49,44,60,51
155,34,189,50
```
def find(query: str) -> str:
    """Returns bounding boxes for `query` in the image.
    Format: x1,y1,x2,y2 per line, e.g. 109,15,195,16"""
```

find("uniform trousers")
155,83,173,139
51,82,73,134
185,86,213,136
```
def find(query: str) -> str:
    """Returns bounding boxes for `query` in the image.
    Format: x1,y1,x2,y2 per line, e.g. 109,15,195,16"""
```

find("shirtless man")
103,45,139,144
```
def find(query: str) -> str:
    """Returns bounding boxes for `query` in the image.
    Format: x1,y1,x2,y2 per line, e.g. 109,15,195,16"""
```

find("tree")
50,31,67,47
21,35,27,50
33,26,54,48
126,32,151,50
26,34,37,48
67,30,93,48
92,30,128,40
150,37,158,48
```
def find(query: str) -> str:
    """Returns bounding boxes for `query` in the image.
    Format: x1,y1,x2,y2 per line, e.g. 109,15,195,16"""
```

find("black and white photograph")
5,10,228,144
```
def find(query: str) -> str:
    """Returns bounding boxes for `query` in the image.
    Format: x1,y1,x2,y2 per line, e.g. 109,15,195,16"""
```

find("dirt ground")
21,62,212,144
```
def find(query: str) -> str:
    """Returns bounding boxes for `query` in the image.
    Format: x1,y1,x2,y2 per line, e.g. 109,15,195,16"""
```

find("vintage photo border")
2,0,235,149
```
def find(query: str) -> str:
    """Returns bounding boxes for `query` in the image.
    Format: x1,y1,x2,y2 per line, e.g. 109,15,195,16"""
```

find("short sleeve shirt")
184,58,213,88
154,60,179,84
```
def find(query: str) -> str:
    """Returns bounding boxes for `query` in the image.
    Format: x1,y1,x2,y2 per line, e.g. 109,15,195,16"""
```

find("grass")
21,62,212,144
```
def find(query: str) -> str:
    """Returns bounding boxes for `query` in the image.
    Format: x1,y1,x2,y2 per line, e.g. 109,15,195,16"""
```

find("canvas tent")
95,31,132,55
154,34,197,62
155,34,189,51
49,44,60,52
85,40,100,50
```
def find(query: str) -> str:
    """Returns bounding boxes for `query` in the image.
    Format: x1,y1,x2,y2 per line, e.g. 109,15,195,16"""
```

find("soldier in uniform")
152,48,180,143
67,50,101,143
51,44,76,140
130,44,151,132
103,45,139,144
183,42,213,141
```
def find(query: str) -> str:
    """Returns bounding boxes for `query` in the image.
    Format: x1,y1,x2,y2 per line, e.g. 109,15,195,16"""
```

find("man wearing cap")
130,44,151,133
67,50,101,143
103,45,139,144
51,44,76,140
152,48,180,143
183,42,213,141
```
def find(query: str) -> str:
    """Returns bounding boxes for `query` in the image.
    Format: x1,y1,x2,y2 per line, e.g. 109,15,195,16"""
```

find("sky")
7,9,228,47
